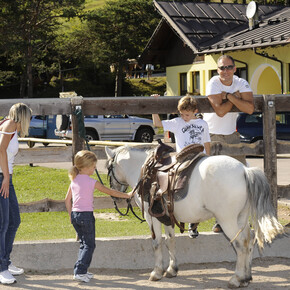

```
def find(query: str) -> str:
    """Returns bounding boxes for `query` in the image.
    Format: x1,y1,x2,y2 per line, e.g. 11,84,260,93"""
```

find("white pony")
105,145,284,288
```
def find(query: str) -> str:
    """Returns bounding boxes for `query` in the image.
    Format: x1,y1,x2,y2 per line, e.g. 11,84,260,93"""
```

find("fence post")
263,94,277,215
71,97,85,162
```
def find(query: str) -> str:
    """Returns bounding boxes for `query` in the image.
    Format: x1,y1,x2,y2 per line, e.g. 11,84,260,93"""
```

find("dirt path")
4,257,290,290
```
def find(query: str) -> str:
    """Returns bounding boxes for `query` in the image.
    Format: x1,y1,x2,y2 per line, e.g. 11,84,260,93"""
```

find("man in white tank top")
203,55,254,232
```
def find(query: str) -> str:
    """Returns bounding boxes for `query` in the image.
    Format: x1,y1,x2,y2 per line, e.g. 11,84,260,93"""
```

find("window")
276,113,290,125
210,70,218,78
191,71,200,94
179,73,187,95
236,67,247,80
245,114,262,124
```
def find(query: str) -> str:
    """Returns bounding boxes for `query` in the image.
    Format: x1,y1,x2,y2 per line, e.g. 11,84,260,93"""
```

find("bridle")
107,151,129,193
107,150,145,222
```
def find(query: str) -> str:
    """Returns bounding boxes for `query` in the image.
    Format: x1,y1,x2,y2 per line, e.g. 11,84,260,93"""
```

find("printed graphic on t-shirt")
182,123,204,147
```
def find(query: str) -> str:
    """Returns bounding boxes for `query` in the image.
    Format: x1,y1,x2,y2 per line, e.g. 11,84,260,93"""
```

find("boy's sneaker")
188,228,199,239
86,272,94,279
0,270,16,284
8,264,24,275
73,273,90,283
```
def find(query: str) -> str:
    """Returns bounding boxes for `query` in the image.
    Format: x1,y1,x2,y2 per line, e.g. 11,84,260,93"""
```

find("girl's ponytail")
69,165,79,181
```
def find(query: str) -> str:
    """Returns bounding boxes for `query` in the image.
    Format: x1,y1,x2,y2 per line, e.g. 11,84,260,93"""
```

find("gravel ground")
2,257,290,290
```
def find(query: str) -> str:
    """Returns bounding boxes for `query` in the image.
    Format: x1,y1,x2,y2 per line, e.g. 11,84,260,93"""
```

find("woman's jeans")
71,211,96,275
0,175,21,272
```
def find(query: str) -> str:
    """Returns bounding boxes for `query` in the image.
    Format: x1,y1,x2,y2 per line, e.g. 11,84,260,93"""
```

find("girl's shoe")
0,270,16,284
8,264,24,275
73,273,90,283
86,272,94,279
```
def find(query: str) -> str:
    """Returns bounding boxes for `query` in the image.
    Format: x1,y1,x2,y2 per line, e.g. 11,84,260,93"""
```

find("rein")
107,151,145,223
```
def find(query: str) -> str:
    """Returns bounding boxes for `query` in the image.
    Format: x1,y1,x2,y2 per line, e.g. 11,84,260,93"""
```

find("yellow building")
140,1,290,96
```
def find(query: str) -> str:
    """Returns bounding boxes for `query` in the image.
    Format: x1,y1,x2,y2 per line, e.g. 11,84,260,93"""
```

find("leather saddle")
138,141,205,228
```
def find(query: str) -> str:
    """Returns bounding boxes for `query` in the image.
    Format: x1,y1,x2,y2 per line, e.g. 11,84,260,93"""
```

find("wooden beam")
15,147,73,164
15,143,158,165
81,95,267,115
4,95,290,116
0,98,71,116
277,140,290,154
19,196,136,213
263,95,278,215
210,140,264,156
71,97,85,159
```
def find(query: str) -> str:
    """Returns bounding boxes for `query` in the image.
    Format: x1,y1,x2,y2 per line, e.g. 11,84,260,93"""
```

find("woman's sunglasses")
218,65,235,71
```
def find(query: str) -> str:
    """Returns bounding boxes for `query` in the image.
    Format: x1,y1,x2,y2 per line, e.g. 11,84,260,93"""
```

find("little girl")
65,150,133,283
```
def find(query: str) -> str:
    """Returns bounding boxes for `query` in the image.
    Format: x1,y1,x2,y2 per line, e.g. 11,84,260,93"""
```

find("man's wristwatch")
225,92,229,100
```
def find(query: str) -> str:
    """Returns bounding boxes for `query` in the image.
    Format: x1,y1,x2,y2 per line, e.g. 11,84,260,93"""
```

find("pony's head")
105,145,152,193
105,145,130,192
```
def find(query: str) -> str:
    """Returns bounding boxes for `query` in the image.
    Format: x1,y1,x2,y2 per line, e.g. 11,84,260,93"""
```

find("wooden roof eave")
200,40,290,55
154,0,200,54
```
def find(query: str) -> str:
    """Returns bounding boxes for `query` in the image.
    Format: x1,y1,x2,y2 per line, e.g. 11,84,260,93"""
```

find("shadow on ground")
4,257,290,290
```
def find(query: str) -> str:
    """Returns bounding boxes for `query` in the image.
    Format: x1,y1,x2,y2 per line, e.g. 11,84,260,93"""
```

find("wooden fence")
1,95,290,213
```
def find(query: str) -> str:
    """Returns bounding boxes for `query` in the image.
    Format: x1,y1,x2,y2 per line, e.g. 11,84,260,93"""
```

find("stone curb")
11,233,289,272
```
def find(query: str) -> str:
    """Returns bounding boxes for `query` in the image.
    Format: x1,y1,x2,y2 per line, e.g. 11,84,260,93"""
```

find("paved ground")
3,257,290,289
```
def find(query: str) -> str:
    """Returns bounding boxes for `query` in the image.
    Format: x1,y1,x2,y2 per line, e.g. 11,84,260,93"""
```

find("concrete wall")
11,233,289,272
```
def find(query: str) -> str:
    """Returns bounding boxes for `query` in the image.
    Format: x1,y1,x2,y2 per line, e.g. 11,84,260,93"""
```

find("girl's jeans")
0,175,21,272
71,211,96,275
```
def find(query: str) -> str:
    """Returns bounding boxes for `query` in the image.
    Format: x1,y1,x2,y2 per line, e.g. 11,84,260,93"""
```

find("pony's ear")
105,146,115,159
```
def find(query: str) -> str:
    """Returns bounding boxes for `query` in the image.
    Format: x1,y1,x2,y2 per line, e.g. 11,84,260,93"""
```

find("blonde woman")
0,103,32,284
65,150,133,283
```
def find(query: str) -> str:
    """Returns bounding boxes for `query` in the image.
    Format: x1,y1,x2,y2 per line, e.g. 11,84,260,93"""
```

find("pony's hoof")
240,281,250,287
165,271,177,278
228,276,241,288
165,266,178,278
149,275,162,281
149,270,163,281
228,275,251,288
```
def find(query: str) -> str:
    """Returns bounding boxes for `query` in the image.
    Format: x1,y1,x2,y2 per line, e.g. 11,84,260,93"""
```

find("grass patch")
14,165,110,203
124,77,166,97
15,207,216,241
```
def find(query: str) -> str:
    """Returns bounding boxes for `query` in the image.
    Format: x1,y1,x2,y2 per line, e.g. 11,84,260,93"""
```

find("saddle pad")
173,154,205,201
176,143,204,163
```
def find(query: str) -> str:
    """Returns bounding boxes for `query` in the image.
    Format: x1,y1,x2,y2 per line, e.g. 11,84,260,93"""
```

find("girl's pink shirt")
71,174,96,212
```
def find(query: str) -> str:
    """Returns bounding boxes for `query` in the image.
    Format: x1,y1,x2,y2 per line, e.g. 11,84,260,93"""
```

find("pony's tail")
244,167,285,250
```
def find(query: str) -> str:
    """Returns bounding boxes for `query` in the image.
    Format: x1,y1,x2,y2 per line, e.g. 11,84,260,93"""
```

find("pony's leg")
222,221,254,288
244,226,255,283
164,225,178,278
144,212,164,281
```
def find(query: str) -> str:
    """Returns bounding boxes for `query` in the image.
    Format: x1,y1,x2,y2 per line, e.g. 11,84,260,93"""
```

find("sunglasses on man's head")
218,65,235,71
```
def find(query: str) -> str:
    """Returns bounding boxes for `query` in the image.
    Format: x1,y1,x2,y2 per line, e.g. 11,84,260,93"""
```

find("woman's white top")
0,129,19,174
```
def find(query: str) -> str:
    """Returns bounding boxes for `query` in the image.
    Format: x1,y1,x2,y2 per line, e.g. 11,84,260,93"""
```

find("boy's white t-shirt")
162,117,210,153
203,75,252,135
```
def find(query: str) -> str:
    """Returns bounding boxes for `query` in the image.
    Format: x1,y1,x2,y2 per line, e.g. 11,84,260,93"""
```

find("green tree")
0,0,85,98
85,0,160,96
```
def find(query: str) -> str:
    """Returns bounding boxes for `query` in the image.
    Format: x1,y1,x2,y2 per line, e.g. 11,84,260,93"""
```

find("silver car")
55,114,157,143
